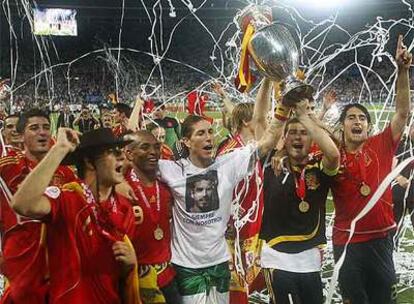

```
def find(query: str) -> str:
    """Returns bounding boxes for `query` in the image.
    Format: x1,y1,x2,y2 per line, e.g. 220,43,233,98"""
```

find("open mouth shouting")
351,127,363,135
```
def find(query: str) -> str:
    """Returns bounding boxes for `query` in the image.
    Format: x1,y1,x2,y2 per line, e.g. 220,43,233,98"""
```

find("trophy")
236,5,314,106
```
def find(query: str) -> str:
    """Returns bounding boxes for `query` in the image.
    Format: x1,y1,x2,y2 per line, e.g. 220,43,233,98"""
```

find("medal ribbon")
81,183,122,242
357,152,368,187
132,169,161,224
294,167,306,201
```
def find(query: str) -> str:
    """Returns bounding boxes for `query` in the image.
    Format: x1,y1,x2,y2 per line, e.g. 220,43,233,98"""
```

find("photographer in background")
73,104,99,133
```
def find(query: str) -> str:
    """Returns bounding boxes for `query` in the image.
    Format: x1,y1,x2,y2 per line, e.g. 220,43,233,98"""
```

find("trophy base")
282,83,314,107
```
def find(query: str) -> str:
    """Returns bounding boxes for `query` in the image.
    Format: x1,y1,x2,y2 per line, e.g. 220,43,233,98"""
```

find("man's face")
82,108,90,118
114,109,125,124
126,134,161,174
101,114,113,128
284,122,311,163
151,127,166,143
184,120,214,163
94,148,125,186
191,179,213,212
343,107,369,147
23,117,51,156
307,101,316,114
3,117,22,146
153,106,165,120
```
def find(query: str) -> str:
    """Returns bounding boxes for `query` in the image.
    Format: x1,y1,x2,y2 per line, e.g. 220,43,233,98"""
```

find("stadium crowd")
0,35,412,304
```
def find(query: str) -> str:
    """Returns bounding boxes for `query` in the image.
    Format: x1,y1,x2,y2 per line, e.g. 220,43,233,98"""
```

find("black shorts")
263,268,323,304
333,235,397,304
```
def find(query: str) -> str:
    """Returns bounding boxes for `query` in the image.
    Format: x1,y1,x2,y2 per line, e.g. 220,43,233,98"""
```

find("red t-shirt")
44,184,135,304
0,153,76,304
161,143,174,160
216,134,264,293
332,126,399,245
216,134,264,240
125,168,172,265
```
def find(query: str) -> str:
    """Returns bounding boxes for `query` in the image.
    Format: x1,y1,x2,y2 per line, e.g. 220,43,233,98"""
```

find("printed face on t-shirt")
343,107,369,147
185,171,219,213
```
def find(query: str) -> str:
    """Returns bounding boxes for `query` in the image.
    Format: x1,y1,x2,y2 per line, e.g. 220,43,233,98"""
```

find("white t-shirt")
260,242,322,273
158,143,257,268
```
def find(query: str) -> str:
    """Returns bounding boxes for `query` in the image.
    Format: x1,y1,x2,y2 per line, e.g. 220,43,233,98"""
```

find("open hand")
396,34,412,70
294,99,310,118
323,90,337,110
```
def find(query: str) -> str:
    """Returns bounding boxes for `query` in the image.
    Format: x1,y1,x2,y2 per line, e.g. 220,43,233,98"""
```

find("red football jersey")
44,184,136,304
161,143,174,160
216,134,264,304
332,126,399,245
125,168,172,265
0,153,76,304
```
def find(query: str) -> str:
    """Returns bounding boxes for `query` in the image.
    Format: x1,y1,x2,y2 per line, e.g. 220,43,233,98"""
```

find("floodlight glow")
294,0,347,9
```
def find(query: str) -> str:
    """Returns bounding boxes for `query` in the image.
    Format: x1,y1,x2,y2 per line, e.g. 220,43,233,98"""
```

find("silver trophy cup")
248,23,314,106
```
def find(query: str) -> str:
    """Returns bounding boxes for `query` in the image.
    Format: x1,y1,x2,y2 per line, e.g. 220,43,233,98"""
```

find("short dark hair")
4,114,19,121
114,103,132,118
146,122,164,133
339,103,371,124
283,117,302,135
181,115,206,139
16,109,50,134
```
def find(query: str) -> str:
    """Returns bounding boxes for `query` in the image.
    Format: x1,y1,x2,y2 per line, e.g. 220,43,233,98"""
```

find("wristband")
274,103,291,121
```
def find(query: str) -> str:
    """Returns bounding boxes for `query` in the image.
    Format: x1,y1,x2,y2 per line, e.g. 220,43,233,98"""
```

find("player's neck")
344,139,364,153
85,175,112,202
238,128,254,145
289,156,308,167
189,154,212,169
25,150,47,163
133,165,157,186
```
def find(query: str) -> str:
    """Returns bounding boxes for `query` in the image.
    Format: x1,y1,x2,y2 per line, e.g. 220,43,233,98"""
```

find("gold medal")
154,226,164,240
298,201,310,213
360,183,371,197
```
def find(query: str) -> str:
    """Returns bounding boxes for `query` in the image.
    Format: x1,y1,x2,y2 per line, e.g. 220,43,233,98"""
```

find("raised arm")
257,115,286,158
253,78,272,140
212,82,235,115
391,35,412,142
11,128,79,218
296,100,340,172
127,95,144,132
318,90,336,121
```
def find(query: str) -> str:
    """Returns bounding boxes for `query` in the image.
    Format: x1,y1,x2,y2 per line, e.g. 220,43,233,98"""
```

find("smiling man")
1,114,23,153
124,131,180,304
331,36,411,304
0,109,76,304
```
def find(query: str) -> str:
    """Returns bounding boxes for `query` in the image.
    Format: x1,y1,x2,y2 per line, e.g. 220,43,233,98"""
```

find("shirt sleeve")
216,142,258,186
158,160,180,185
369,125,399,157
42,186,66,224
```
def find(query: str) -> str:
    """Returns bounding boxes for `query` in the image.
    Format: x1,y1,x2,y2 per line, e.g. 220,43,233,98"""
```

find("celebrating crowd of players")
0,36,412,304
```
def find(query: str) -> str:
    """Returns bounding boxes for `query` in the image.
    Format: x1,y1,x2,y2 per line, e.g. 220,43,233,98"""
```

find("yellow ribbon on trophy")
235,24,255,93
